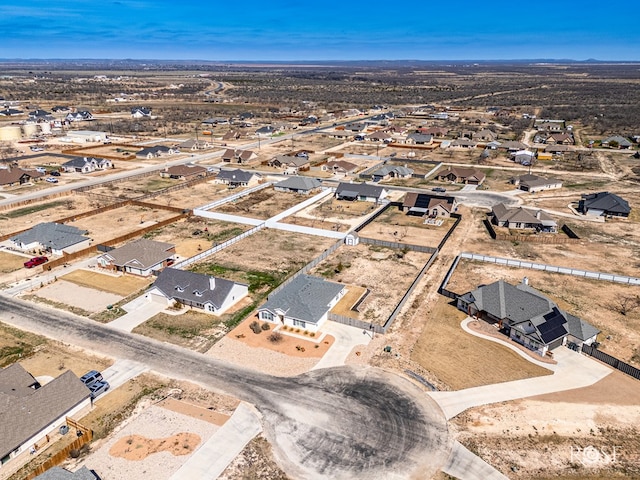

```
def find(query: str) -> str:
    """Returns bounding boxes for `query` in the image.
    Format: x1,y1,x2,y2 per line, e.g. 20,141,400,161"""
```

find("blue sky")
0,0,637,61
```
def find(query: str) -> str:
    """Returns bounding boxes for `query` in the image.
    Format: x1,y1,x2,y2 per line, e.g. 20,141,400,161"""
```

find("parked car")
88,380,110,399
24,256,48,268
45,177,58,183
79,370,103,387
35,167,47,173
432,187,446,193
48,171,61,176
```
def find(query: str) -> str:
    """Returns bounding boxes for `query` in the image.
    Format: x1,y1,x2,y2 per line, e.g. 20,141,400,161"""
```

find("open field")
65,204,178,244
315,197,379,217
410,295,552,390
311,243,431,326
60,269,151,296
358,205,455,247
214,187,305,220
0,251,29,272
142,217,250,259
151,180,235,209
279,213,351,232
446,258,640,366
0,195,98,232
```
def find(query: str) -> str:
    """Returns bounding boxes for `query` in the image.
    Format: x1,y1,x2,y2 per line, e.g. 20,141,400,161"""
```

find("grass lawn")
60,270,152,296
411,296,552,390
0,251,29,273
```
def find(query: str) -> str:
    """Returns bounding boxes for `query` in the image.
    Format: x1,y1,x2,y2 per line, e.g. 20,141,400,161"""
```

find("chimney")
209,277,216,290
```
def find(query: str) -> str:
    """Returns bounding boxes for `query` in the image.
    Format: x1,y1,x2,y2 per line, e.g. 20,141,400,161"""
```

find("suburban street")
0,293,452,480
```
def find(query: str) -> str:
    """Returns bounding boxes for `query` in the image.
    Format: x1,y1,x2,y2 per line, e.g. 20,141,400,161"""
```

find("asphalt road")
0,294,452,479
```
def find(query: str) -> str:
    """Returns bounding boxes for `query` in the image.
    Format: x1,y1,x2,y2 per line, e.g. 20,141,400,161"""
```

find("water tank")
22,123,39,137
0,125,22,141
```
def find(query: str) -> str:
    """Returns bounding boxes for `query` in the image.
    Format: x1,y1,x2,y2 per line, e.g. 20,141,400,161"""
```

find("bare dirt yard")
65,204,178,244
152,180,232,209
0,251,29,273
143,217,250,259
219,435,289,480
358,206,455,247
60,269,151,296
0,195,94,233
446,258,640,367
213,187,306,220
451,371,640,479
207,317,334,377
32,280,123,314
310,243,432,326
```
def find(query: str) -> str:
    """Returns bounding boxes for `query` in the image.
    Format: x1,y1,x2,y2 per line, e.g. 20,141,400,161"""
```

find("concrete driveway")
311,321,372,371
101,359,148,390
108,297,166,332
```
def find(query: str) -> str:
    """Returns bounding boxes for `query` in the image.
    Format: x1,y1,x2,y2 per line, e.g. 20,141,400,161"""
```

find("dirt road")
0,294,451,480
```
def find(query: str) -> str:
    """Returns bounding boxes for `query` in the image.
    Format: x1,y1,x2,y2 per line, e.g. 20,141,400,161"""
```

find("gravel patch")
34,280,122,313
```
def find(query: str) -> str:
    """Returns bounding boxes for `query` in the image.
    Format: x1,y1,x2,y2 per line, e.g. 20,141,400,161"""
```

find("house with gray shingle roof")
601,135,632,149
0,364,91,469
268,155,311,175
62,156,112,174
578,191,631,218
11,222,90,255
512,174,562,193
258,274,346,332
335,182,387,203
491,203,557,232
274,176,322,195
215,169,259,188
370,164,413,182
457,279,599,355
149,268,248,315
34,466,99,480
97,238,176,276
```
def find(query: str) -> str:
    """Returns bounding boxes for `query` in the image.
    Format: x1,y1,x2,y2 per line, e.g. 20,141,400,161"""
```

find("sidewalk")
169,402,262,480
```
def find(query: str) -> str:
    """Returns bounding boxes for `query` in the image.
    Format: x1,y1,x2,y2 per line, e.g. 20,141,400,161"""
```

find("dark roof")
274,176,322,191
335,182,385,199
0,366,90,459
100,238,174,270
565,313,600,341
0,167,44,185
403,193,454,210
137,146,172,156
260,275,344,324
34,466,99,480
581,192,631,215
152,268,246,309
217,169,254,183
164,164,206,177
11,222,89,251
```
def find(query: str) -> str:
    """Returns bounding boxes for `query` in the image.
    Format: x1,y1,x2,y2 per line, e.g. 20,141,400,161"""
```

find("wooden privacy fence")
581,344,640,381
483,218,581,244
25,419,93,480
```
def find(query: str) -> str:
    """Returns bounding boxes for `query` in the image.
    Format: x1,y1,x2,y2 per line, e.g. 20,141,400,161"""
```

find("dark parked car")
80,370,103,387
88,380,110,399
432,187,447,193
24,256,48,268
49,171,61,176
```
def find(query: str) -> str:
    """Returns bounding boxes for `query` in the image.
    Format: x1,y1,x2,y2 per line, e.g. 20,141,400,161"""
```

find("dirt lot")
358,206,455,247
310,243,432,326
0,195,95,232
154,180,235,209
0,251,30,273
65,204,178,244
60,269,151,296
214,187,306,220
33,280,123,314
143,217,250,259
451,371,640,479
219,435,289,480
446,258,640,366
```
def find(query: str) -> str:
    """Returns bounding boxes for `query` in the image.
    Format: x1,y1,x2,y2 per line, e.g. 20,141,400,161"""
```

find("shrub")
249,321,262,334
303,330,309,336
261,322,271,331
310,332,316,337
268,331,283,343
295,328,301,333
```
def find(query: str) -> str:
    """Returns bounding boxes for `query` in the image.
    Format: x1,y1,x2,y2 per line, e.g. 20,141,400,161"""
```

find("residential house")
65,111,93,122
601,135,633,149
202,117,229,125
330,130,354,140
268,155,310,175
257,274,346,332
457,278,599,355
149,268,248,315
335,182,387,203
405,133,433,145
34,466,100,480
221,149,257,164
473,129,497,142
179,139,210,151
491,203,557,232
365,131,393,143
159,164,207,180
98,239,175,276
11,223,90,255
131,107,152,118
512,174,562,192
419,127,448,137
451,138,478,149
222,130,242,141
0,364,91,469
369,165,413,182
0,108,23,116
435,166,486,185
534,119,565,132
255,125,277,137
500,140,528,152
62,157,112,173
402,193,457,218
544,144,570,154
136,146,175,159
274,176,322,195
0,168,44,186
322,160,358,177
215,169,259,188
544,133,574,145
578,191,631,218
344,122,366,132
51,106,71,113
28,109,53,121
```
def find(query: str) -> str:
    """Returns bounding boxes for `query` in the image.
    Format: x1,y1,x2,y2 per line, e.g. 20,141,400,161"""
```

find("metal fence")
196,182,272,211
459,252,640,285
327,312,385,334
582,344,640,381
